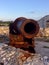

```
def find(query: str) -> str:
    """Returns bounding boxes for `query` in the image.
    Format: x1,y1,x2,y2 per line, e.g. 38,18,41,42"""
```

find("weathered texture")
0,44,46,65
0,26,9,35
9,17,39,53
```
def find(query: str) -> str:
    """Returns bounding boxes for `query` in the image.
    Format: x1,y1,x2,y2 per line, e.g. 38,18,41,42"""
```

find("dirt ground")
35,41,49,57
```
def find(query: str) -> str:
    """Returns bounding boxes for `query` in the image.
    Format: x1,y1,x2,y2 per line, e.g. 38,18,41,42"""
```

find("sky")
0,0,49,21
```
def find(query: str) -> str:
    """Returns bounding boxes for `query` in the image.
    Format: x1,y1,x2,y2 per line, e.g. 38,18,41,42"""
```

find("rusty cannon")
9,17,39,53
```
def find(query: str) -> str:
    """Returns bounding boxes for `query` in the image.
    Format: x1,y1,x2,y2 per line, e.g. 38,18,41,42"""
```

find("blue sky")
0,0,49,21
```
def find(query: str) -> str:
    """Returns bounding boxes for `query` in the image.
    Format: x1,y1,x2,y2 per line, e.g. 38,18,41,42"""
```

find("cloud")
29,11,35,14
26,11,35,14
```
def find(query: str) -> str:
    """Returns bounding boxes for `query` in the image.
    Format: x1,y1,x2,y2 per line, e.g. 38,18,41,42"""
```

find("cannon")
9,17,39,53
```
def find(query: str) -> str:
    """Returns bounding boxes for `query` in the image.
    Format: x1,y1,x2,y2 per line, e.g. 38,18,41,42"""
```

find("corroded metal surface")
9,17,39,53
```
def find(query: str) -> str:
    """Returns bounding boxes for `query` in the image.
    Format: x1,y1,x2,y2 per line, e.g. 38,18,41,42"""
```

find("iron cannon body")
9,17,39,53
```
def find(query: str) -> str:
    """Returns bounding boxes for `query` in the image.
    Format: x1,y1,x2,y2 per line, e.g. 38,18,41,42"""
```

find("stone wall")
0,26,9,36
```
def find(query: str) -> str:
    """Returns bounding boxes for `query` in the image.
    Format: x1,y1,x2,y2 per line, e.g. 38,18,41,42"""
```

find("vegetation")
0,21,13,26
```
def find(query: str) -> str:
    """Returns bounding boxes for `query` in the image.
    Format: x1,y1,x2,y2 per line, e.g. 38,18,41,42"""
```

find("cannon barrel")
10,17,39,38
20,19,39,38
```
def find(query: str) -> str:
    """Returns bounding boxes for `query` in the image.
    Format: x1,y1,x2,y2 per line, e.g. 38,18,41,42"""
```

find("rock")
0,44,49,65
